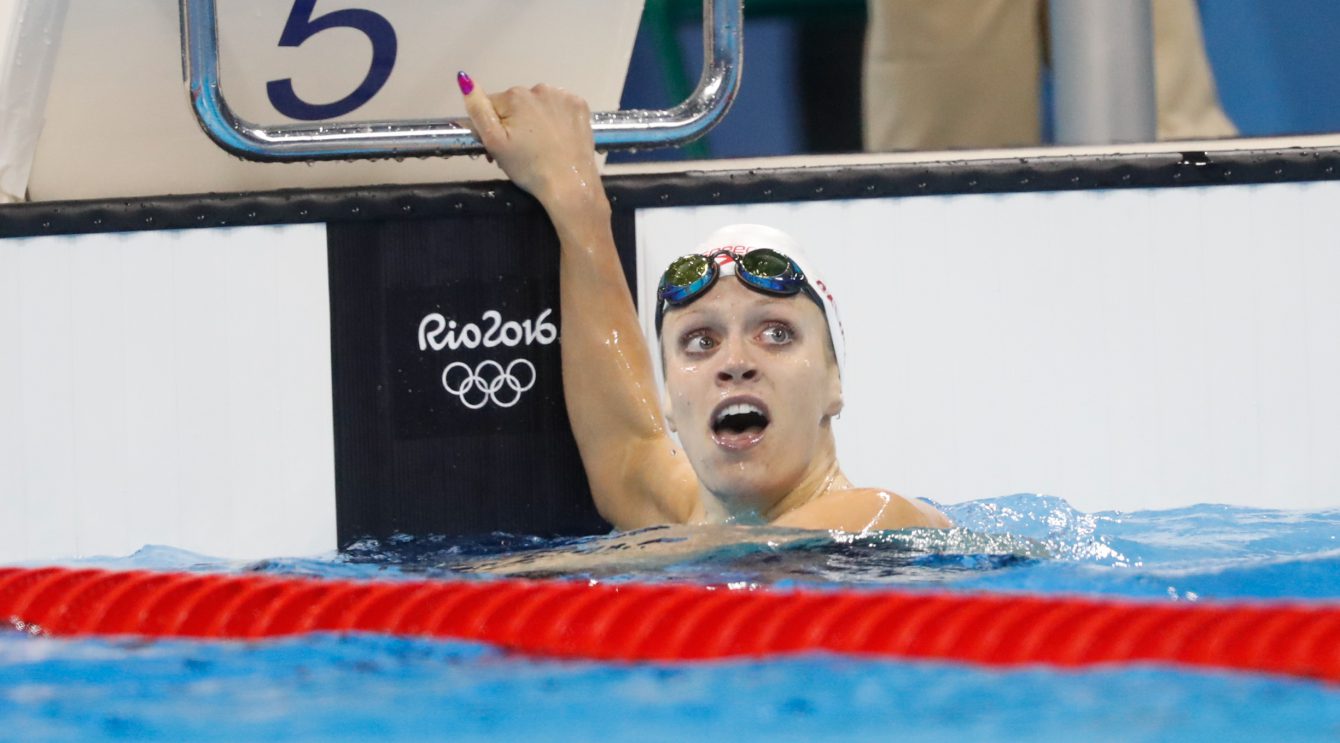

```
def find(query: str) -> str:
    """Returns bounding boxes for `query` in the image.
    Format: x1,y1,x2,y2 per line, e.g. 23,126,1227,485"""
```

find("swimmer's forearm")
549,193,691,527
553,200,665,445
553,198,640,418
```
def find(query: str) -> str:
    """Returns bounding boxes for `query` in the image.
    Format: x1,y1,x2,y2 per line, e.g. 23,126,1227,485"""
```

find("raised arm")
459,75,699,529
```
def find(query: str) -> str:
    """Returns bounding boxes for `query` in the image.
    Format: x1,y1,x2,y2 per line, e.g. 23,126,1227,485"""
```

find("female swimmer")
457,72,949,532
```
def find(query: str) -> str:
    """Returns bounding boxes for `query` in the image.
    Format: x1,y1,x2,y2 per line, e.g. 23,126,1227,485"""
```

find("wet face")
660,279,843,515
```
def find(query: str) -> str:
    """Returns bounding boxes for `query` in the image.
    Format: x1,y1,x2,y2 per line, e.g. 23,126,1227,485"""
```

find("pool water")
3,494,1338,742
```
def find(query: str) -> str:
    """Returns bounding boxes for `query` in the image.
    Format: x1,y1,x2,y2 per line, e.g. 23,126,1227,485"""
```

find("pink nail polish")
457,71,474,96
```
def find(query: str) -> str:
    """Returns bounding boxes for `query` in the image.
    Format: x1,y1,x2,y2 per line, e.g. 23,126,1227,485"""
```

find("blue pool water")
3,495,1339,742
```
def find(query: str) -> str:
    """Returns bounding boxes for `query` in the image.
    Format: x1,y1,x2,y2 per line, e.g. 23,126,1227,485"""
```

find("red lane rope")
1,567,1336,682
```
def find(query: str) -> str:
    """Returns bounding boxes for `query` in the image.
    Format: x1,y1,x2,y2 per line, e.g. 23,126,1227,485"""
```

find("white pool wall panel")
637,182,1340,514
0,225,336,562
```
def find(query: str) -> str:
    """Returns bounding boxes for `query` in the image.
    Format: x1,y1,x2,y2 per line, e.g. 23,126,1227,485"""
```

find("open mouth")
711,398,770,450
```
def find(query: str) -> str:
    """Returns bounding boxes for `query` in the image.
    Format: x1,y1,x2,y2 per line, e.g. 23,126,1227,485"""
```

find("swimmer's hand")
458,72,606,218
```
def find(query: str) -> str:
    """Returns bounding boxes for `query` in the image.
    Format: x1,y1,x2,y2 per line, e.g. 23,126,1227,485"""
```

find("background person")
864,0,1237,150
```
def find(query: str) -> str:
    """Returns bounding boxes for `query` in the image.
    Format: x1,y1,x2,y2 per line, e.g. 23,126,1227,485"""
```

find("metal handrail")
178,0,743,162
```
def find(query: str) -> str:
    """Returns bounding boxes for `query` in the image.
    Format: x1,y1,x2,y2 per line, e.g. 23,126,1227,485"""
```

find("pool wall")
3,146,1340,561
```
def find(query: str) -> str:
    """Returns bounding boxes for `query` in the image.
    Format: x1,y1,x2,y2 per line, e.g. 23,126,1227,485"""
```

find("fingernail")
456,71,474,96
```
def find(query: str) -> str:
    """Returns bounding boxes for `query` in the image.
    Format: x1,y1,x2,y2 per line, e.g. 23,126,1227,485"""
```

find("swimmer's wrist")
539,183,611,237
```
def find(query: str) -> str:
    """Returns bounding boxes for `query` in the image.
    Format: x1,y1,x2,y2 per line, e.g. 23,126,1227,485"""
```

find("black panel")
327,212,634,544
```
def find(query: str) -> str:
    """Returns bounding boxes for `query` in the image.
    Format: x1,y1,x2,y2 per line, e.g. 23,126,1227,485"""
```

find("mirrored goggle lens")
739,249,794,279
663,254,711,288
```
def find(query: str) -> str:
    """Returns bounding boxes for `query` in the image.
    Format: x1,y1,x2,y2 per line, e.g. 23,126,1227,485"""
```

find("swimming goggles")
654,248,826,334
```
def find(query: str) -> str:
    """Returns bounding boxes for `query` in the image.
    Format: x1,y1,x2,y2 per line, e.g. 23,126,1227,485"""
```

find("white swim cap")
684,223,846,378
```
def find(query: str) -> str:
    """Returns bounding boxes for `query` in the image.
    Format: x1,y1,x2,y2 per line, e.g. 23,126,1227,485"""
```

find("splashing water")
57,494,1340,601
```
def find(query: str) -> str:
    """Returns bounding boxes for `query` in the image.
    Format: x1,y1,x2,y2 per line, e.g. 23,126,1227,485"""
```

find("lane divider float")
1,567,1336,681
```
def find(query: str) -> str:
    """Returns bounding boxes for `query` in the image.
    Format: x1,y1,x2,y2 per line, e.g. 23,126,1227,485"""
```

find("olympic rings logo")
441,359,537,410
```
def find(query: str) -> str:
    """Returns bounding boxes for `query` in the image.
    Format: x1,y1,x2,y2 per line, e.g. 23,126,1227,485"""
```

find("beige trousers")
863,0,1237,150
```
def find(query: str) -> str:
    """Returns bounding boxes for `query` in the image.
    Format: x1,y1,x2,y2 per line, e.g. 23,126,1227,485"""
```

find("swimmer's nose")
716,344,759,384
717,366,757,383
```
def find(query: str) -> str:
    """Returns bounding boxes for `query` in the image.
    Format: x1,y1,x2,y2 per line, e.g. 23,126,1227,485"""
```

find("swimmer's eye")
681,330,718,354
759,323,794,345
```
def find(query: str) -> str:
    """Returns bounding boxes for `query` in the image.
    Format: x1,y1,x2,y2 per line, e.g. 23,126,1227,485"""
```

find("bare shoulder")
772,487,952,531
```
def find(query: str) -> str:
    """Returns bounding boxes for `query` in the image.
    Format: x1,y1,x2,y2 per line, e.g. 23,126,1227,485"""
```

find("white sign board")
29,0,644,200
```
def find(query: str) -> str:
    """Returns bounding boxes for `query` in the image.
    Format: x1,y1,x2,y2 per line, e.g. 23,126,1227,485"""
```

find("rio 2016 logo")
418,309,557,410
418,309,557,352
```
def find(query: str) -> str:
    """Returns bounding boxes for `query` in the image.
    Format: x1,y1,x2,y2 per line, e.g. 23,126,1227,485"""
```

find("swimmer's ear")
823,366,843,419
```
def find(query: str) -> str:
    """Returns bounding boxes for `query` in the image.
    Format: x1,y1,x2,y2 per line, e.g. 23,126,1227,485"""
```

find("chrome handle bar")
179,0,742,162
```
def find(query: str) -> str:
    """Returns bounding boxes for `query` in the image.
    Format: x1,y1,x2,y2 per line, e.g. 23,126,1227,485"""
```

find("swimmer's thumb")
458,71,505,152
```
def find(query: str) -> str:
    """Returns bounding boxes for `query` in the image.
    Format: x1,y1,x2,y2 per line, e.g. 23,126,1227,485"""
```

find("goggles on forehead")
653,248,826,334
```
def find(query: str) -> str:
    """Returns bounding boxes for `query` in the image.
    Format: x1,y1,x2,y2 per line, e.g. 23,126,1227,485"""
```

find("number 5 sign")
267,0,399,121
29,0,644,200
